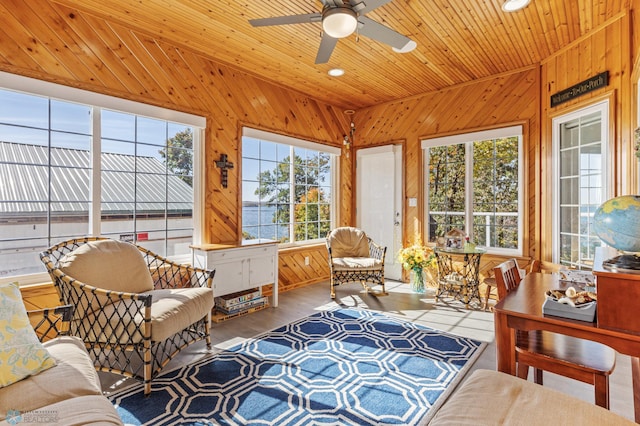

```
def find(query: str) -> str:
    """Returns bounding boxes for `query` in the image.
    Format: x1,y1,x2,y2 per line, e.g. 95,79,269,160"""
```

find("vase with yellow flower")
398,242,436,293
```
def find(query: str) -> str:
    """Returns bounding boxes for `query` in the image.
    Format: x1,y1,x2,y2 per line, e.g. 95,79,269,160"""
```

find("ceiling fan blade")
357,16,412,50
352,0,393,14
249,13,321,27
315,34,339,64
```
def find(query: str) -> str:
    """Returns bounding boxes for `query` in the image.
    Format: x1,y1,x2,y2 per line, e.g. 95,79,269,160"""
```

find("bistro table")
494,272,640,423
434,246,486,309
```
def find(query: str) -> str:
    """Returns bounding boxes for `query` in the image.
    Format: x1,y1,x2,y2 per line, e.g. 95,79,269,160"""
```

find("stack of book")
214,288,268,315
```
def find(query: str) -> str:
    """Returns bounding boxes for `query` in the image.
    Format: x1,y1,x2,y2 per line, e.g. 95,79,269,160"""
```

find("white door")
356,145,403,280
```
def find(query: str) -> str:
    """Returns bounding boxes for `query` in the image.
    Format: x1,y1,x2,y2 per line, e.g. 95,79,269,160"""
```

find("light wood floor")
100,280,636,422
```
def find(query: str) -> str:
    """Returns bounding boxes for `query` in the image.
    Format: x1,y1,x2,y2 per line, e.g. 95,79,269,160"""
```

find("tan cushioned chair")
326,227,386,299
40,237,215,395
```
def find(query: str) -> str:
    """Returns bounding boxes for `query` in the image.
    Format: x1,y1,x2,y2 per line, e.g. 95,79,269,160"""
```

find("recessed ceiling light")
502,0,530,12
392,40,417,54
328,68,345,77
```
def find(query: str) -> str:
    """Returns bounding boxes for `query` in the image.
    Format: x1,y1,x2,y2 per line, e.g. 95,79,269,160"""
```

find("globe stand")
603,254,640,274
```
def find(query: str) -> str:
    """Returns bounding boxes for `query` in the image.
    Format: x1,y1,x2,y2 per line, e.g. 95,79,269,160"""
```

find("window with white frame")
0,73,204,282
241,128,339,245
553,101,609,270
422,126,523,254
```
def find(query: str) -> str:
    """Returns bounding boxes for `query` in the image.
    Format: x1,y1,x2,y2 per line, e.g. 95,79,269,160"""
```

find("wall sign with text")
550,71,609,108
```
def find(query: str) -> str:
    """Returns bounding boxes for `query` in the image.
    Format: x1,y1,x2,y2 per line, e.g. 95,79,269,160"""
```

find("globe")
593,195,640,253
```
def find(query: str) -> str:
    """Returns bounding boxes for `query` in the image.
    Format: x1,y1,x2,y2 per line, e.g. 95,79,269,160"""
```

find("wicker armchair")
40,237,215,395
27,304,74,342
326,227,386,299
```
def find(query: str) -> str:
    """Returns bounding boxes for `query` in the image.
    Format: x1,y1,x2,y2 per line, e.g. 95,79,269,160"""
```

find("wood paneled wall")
352,8,639,277
354,67,540,277
0,1,344,297
4,3,640,306
540,12,635,260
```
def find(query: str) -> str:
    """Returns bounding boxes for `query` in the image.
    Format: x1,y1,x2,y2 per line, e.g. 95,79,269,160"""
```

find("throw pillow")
0,282,56,387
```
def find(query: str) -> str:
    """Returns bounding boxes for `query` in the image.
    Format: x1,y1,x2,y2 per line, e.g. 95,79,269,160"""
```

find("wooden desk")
493,273,640,422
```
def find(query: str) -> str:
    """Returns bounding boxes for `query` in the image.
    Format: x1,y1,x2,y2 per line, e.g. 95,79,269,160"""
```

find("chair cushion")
0,282,56,388
331,257,383,271
0,336,101,418
77,287,214,344
328,227,370,258
58,239,154,294
145,287,214,342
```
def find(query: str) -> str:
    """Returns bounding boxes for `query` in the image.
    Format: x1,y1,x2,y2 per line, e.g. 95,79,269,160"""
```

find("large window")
422,126,523,254
0,73,204,283
241,128,339,245
553,101,609,270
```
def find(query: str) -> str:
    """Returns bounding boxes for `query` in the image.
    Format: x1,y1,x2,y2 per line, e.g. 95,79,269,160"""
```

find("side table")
434,247,486,309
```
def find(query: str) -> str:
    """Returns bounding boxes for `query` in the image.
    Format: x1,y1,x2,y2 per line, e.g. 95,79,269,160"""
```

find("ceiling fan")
248,0,416,64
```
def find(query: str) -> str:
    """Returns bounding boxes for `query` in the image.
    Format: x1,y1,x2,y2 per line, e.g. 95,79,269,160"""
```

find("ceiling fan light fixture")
501,0,530,12
322,7,358,38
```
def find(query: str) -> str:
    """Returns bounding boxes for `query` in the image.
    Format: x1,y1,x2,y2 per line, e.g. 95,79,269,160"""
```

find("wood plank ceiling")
43,0,629,109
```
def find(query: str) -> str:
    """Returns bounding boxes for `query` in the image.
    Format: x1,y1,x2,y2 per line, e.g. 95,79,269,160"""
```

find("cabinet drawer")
208,246,273,262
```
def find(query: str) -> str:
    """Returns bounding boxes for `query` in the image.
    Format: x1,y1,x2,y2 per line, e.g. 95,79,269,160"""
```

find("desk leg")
494,310,516,375
632,357,640,423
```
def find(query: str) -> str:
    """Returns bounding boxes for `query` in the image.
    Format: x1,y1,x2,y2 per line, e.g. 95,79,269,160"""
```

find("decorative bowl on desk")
542,288,597,322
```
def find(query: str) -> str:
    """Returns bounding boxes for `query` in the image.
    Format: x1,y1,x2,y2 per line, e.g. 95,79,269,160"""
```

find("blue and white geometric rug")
109,308,485,425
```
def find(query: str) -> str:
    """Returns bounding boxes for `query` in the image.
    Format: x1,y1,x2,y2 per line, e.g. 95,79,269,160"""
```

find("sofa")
0,292,122,426
428,369,635,425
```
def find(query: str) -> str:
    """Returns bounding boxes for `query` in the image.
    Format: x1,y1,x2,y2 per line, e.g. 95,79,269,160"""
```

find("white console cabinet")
191,239,278,307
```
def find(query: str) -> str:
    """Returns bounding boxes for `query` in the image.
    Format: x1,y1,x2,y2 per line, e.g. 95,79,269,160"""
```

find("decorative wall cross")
215,154,234,188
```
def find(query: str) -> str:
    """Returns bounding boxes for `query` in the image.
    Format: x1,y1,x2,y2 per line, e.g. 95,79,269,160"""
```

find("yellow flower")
398,243,435,271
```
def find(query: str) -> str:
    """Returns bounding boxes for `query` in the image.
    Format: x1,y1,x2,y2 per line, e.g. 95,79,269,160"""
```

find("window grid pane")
427,144,467,242
241,135,333,244
0,90,93,276
558,111,604,270
0,87,197,278
426,134,521,252
101,116,194,257
472,137,519,249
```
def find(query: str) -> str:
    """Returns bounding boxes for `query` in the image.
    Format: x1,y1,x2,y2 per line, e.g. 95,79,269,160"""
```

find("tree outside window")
242,137,332,243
